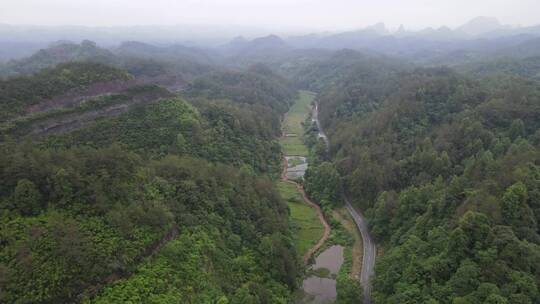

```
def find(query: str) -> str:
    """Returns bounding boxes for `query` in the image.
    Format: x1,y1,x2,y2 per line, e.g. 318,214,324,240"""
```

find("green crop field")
281,137,309,156
280,91,315,156
277,181,324,256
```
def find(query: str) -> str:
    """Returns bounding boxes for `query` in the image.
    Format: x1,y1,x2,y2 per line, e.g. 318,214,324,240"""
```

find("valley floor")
278,91,328,262
278,91,364,303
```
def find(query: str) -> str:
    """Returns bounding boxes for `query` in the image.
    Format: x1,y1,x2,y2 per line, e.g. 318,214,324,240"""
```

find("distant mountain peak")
230,36,247,44
458,16,505,36
366,22,389,35
253,34,284,42
250,35,288,48
48,40,76,47
468,16,501,24
438,26,453,32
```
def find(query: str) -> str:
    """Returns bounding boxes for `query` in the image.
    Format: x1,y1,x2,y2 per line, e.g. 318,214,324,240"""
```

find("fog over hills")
457,16,510,36
1,16,540,67
0,17,538,52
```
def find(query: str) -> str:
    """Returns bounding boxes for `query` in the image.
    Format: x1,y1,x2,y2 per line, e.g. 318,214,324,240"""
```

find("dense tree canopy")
0,58,299,303
0,62,131,121
312,60,540,303
4,34,540,304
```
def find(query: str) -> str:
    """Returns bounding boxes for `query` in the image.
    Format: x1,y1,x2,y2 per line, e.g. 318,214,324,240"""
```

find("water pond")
298,245,344,304
286,156,308,180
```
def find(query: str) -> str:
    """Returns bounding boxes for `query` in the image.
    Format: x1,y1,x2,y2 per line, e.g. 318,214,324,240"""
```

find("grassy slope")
280,91,314,156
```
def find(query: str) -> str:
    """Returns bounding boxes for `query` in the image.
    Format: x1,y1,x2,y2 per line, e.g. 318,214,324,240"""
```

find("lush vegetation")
280,91,314,156
277,181,324,257
0,40,215,82
88,156,297,303
43,96,282,174
186,64,296,114
461,56,540,80
0,143,298,303
0,57,300,303
5,33,540,304
287,90,363,302
1,85,172,138
319,209,363,304
0,144,173,303
0,40,118,78
311,60,540,303
0,62,131,122
288,49,406,93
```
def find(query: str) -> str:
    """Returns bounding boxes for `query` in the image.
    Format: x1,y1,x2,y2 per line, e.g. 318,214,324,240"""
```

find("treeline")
313,59,540,303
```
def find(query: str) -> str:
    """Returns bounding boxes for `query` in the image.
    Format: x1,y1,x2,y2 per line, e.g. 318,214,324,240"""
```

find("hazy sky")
1,0,539,31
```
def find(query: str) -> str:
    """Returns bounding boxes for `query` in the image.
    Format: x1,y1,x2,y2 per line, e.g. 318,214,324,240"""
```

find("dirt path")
282,157,330,265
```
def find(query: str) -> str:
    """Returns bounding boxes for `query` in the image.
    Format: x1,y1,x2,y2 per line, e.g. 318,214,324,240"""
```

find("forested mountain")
115,41,216,64
220,35,290,59
0,143,297,303
186,63,296,114
0,40,117,77
0,47,299,303
310,58,540,302
0,41,216,90
0,62,132,122
456,17,509,36
287,49,407,95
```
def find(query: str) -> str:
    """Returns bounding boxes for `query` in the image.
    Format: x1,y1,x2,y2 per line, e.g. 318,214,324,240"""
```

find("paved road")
345,198,376,304
313,101,376,304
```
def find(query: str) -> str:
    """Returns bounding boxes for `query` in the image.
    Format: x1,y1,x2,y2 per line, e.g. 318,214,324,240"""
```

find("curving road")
313,101,376,304
345,198,376,304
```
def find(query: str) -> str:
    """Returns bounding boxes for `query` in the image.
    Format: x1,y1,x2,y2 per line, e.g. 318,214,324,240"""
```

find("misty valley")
1,11,540,304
